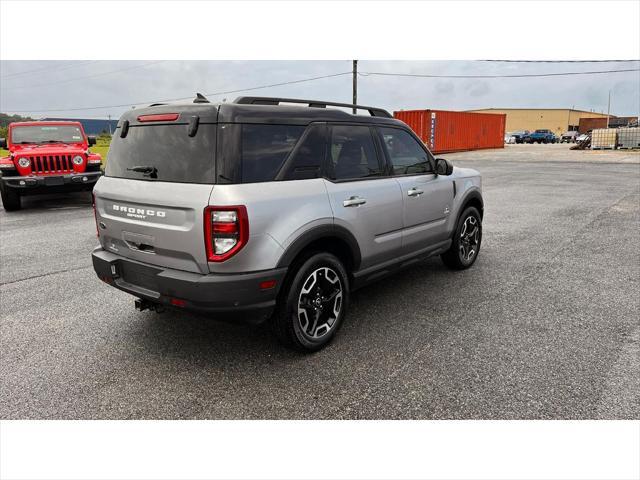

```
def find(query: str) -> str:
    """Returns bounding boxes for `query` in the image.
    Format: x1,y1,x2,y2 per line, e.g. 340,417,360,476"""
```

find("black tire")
0,186,21,211
271,252,349,352
441,206,482,270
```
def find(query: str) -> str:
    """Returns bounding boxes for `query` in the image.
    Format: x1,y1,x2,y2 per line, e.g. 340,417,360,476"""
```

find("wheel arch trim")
458,188,484,218
276,224,362,270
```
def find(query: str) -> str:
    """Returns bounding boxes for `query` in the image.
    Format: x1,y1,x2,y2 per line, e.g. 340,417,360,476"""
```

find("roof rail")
233,96,392,118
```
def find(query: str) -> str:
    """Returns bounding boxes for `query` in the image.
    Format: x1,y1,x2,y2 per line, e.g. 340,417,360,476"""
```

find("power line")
0,60,98,79
359,68,640,79
1,61,165,91
480,59,640,63
3,71,352,114
204,71,351,97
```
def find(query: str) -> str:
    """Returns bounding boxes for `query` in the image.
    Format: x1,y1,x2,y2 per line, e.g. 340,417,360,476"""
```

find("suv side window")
240,124,305,183
281,124,326,180
379,127,433,175
327,125,383,181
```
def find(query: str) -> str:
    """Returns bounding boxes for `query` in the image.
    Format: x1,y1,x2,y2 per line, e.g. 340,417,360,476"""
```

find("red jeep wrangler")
0,121,103,211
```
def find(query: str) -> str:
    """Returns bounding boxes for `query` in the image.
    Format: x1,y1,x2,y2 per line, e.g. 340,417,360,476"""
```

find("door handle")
343,196,367,207
407,188,424,197
125,240,155,254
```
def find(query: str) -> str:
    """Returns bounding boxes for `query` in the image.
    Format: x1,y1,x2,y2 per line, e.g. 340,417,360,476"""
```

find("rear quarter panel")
207,178,333,273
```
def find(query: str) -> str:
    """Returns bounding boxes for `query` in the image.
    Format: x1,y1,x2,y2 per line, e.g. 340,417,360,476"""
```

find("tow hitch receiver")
134,298,164,313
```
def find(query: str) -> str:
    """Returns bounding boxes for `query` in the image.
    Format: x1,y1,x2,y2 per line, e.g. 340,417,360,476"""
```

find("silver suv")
92,96,483,351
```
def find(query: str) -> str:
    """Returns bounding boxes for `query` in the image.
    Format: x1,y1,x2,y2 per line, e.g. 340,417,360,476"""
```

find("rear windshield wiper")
127,165,158,178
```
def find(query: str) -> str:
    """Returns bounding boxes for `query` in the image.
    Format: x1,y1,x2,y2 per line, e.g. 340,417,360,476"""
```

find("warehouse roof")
466,108,613,116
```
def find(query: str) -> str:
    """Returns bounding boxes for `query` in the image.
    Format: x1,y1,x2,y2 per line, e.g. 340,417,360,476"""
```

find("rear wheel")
271,252,349,352
441,206,482,270
0,186,21,211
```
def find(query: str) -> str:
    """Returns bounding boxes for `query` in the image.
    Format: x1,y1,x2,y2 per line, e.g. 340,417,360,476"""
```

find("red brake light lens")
204,206,249,262
137,113,179,122
169,298,187,308
259,280,277,290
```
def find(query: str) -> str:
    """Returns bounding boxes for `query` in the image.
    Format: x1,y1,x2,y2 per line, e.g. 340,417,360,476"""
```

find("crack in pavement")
0,265,92,287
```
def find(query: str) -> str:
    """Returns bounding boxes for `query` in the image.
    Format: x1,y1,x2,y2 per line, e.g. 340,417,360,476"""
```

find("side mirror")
435,158,453,176
87,136,97,146
0,138,6,149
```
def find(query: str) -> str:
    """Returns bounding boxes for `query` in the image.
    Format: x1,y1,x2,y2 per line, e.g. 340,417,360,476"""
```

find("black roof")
117,96,404,127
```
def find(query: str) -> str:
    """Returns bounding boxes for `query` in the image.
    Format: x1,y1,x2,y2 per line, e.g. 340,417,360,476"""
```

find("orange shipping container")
393,109,506,154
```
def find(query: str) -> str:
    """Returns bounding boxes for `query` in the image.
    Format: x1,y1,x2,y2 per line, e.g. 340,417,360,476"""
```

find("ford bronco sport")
0,121,103,211
91,96,483,351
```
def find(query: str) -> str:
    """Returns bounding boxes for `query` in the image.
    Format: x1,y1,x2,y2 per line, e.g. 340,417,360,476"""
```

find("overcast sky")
1,60,638,120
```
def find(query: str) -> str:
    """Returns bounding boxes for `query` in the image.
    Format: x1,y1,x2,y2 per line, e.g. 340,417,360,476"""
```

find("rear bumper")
0,171,102,193
92,247,287,321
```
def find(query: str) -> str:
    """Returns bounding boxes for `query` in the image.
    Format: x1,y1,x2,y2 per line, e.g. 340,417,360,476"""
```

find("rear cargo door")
95,117,217,274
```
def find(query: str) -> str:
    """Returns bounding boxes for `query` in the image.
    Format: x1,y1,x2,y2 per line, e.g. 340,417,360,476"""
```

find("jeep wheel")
271,252,349,352
441,206,482,270
0,187,21,211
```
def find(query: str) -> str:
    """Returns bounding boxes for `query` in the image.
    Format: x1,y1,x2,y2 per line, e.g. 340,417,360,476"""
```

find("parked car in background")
576,133,589,143
505,132,516,144
509,130,530,144
0,121,103,211
524,129,557,144
560,131,579,143
91,95,484,352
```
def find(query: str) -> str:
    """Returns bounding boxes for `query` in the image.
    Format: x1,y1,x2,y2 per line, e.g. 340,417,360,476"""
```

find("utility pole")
107,114,112,136
606,90,611,128
352,60,358,114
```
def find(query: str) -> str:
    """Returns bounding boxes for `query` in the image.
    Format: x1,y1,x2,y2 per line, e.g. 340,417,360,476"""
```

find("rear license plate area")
120,262,160,292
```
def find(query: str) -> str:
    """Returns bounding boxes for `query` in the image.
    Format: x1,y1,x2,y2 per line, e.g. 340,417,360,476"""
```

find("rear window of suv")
106,124,216,184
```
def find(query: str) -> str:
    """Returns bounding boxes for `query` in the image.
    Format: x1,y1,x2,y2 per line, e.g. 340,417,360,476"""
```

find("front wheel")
271,252,349,352
0,186,21,211
441,206,482,270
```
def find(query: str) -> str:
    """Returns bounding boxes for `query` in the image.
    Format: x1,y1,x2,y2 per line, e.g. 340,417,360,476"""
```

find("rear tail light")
204,206,249,262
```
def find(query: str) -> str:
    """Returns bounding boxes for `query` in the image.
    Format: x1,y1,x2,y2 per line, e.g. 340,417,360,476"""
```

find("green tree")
0,113,34,129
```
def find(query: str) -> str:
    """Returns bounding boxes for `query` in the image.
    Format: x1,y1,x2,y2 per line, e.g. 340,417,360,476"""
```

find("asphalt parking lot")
1,144,638,419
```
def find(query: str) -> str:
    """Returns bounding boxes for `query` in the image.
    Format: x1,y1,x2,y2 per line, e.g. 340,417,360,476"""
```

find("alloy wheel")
297,267,343,339
459,215,480,262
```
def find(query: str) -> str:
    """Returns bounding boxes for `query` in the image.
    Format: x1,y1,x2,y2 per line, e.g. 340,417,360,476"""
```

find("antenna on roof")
193,93,210,104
